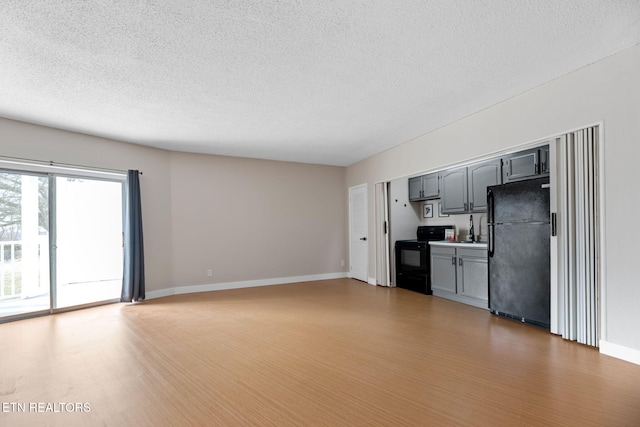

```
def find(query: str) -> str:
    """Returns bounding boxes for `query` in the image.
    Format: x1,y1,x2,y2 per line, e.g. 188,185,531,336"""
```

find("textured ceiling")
1,1,640,166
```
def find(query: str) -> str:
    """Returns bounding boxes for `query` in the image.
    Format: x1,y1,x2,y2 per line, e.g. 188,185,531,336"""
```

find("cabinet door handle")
451,257,456,265
459,258,463,266
469,202,474,210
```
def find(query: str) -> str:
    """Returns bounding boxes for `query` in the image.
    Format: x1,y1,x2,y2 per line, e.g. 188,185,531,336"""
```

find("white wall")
0,117,348,294
346,44,640,357
417,201,485,243
388,178,421,244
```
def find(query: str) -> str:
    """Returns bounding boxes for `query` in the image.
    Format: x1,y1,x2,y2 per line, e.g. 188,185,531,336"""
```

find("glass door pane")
54,177,123,309
0,172,50,318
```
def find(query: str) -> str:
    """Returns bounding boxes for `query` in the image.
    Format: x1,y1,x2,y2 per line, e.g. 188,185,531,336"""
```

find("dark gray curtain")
121,170,145,302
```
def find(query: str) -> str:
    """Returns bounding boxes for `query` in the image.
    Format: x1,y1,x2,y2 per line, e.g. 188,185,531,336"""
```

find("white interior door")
349,184,368,283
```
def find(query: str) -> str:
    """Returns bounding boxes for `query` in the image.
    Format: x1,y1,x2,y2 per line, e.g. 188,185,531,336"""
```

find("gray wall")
1,118,174,293
346,43,640,355
0,117,347,293
168,151,346,286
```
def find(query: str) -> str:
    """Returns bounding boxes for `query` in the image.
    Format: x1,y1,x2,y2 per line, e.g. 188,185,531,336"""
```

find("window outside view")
0,172,123,318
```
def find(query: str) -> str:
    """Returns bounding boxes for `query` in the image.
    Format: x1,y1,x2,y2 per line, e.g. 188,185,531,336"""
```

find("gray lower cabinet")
431,246,457,294
430,244,488,309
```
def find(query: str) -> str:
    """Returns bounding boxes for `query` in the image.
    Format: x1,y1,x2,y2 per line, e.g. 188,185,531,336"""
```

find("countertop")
429,241,488,248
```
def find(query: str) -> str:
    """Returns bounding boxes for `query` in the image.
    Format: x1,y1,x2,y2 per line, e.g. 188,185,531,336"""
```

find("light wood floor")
1,278,639,426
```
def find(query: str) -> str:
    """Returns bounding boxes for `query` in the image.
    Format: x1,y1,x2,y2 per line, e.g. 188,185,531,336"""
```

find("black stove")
395,225,454,294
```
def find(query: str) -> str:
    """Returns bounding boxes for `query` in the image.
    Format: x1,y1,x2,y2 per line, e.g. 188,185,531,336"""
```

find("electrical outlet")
207,269,213,277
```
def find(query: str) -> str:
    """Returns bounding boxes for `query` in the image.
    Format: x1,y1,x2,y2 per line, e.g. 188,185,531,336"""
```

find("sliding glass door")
54,177,123,309
0,169,124,320
0,171,50,318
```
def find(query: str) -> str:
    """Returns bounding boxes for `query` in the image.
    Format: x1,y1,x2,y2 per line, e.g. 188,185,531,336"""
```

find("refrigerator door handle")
488,225,494,257
487,189,495,258
487,189,494,225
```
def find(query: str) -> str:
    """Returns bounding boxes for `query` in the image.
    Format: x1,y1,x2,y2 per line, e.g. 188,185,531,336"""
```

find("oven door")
395,241,429,293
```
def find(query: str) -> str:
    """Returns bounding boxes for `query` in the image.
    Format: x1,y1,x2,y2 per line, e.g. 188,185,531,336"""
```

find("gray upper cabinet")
440,159,501,214
502,145,549,183
422,174,439,199
540,145,550,175
408,173,439,201
502,147,538,182
412,144,547,209
468,158,502,212
408,176,423,201
440,166,468,214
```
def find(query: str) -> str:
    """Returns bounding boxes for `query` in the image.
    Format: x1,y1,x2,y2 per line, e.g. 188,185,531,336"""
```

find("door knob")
360,237,367,241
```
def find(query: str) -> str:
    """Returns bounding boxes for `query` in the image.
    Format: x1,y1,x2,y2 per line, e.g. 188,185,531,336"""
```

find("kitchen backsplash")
418,199,488,242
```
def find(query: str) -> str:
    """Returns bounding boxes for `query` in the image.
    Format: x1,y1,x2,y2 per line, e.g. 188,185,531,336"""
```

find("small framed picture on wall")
423,203,433,218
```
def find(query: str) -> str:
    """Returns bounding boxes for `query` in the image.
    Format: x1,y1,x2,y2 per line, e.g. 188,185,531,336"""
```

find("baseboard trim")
145,272,348,300
600,340,640,366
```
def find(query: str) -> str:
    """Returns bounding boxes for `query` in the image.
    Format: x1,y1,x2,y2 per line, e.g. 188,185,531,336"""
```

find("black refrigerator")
487,177,551,329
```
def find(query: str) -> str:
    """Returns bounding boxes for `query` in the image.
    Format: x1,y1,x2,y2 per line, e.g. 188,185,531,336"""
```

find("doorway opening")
0,169,124,321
